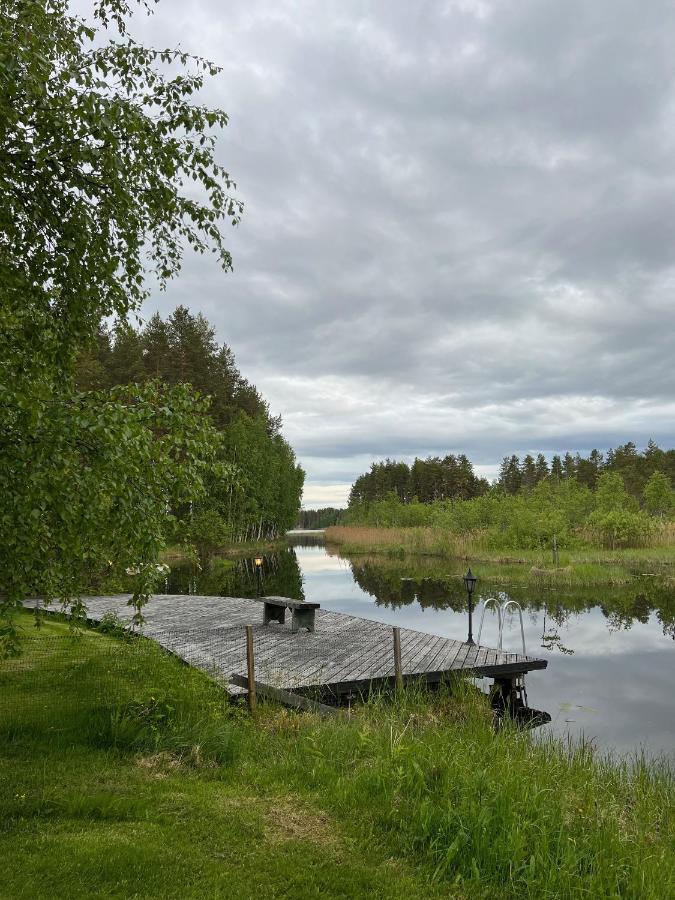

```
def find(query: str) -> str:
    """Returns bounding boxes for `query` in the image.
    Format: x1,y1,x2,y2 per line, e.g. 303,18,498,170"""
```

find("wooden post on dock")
393,626,403,692
246,625,257,713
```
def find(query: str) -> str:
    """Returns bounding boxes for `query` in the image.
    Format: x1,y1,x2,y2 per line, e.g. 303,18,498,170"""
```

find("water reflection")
166,551,304,601
164,538,675,756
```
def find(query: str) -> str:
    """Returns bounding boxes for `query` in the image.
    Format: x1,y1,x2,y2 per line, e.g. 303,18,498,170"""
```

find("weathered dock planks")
24,593,547,694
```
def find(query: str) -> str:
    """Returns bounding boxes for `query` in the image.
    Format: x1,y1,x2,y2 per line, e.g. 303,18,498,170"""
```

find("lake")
165,532,675,758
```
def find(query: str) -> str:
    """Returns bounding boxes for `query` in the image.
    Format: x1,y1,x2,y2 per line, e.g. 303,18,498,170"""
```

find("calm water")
166,533,675,758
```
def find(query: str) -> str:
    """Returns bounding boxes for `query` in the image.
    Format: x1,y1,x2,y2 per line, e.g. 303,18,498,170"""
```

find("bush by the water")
345,473,672,551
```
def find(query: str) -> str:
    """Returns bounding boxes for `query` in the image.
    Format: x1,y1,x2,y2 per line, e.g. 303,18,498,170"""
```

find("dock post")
246,625,257,713
492,676,517,712
393,627,403,692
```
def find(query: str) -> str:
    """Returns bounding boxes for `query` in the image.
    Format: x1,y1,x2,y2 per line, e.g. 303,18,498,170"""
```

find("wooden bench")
258,596,320,633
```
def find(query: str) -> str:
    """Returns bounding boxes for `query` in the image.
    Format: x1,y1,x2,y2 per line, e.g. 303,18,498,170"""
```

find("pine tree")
550,455,563,482
498,455,522,494
563,453,576,480
535,453,549,482
521,454,537,490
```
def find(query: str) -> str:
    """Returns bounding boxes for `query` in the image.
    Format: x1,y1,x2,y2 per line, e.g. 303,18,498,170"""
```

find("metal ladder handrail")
498,599,526,655
477,597,502,646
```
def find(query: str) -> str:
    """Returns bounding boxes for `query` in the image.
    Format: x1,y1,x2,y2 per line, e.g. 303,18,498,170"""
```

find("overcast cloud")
114,0,675,506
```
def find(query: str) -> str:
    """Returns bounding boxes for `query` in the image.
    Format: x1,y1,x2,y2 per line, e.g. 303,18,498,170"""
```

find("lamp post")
463,568,477,645
254,557,263,597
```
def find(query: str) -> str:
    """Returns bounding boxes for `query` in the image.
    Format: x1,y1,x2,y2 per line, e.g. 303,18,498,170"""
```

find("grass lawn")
1,611,673,899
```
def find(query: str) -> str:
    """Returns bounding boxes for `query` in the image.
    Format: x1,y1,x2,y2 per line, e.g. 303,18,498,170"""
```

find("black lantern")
463,568,477,645
254,557,263,597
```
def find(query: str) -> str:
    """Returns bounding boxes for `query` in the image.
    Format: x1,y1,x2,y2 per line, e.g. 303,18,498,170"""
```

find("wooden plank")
461,644,481,672
474,646,491,668
323,641,393,686
267,632,380,688
449,641,476,672
399,629,440,674
229,674,340,717
270,628,378,685
405,633,449,675
318,627,392,684
423,636,464,673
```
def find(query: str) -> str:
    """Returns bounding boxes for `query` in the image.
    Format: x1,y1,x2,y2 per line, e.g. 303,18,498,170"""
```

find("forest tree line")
346,443,675,549
77,307,304,555
349,455,489,506
349,442,675,508
295,507,345,529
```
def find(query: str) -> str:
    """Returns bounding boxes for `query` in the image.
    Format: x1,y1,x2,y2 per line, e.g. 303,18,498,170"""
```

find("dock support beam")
393,627,403,692
246,625,257,713
491,676,517,709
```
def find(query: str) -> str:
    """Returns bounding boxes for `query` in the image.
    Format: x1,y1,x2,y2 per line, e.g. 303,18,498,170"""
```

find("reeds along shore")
324,524,675,579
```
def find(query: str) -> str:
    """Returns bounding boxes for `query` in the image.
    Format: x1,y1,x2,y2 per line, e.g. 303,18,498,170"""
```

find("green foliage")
593,471,636,512
0,380,219,650
306,705,674,898
0,613,241,765
349,455,489,506
586,508,656,549
77,307,305,548
348,445,675,552
348,480,601,550
584,473,654,548
346,474,670,551
350,442,675,511
185,507,231,564
1,0,241,349
0,0,247,648
644,471,674,518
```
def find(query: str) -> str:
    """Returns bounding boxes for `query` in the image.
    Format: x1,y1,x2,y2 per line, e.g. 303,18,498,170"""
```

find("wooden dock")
26,593,547,696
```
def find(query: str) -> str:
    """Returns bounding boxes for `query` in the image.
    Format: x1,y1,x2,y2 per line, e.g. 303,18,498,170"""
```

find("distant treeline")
77,307,304,553
349,455,489,506
345,443,675,549
495,443,675,497
349,442,675,507
296,508,346,529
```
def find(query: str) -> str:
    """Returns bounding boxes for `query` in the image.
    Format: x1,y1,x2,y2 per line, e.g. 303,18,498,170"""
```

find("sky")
104,0,675,507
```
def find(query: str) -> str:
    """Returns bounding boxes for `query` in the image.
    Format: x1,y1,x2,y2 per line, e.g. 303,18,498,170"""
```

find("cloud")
97,0,675,507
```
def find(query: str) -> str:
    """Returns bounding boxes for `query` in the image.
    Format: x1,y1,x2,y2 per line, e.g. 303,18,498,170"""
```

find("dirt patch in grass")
264,796,340,847
135,746,220,773
135,751,185,776
217,792,341,848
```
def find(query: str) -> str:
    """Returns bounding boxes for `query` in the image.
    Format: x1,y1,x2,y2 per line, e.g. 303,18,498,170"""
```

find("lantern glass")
463,568,477,596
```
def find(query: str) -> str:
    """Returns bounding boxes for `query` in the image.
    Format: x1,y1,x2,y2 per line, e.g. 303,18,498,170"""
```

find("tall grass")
326,525,488,557
2,613,673,899
0,613,241,764
246,682,675,899
326,525,675,582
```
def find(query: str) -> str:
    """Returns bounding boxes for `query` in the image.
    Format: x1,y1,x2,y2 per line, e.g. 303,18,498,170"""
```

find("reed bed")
326,525,675,583
326,525,487,558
